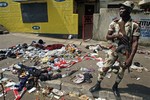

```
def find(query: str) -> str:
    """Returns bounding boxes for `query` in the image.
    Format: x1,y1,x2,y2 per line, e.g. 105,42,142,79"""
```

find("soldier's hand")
116,32,123,38
113,32,129,45
125,58,132,68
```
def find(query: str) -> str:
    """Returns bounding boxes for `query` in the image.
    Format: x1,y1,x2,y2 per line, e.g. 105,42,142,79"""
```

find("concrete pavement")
0,33,150,100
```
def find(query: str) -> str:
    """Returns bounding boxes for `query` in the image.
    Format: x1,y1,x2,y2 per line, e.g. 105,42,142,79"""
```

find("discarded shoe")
52,88,64,96
83,73,93,83
72,74,84,84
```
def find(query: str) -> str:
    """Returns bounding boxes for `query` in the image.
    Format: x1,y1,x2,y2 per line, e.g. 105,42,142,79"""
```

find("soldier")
89,1,140,97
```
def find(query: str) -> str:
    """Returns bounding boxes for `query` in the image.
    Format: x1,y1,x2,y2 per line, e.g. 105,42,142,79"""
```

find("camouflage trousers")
98,50,127,83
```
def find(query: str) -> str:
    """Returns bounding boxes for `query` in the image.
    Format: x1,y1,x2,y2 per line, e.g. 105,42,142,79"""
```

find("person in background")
89,1,140,97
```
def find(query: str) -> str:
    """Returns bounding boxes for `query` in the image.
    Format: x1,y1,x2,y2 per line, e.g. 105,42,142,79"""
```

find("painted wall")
100,0,140,8
93,8,150,44
0,0,78,35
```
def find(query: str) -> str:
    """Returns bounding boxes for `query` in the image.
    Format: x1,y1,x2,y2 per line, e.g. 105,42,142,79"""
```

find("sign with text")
0,2,8,7
32,26,40,30
140,19,150,37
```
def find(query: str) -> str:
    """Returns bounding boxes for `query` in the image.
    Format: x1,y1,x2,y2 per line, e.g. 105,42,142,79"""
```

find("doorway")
75,0,97,39
85,5,94,15
82,4,94,40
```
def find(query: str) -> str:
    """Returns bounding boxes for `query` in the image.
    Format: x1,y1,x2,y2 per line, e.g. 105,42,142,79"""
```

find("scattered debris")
137,50,150,55
143,67,149,72
52,88,64,96
28,87,36,93
136,77,140,81
69,91,80,97
85,44,103,53
79,95,90,100
95,97,106,100
144,56,150,59
72,74,84,84
0,39,148,99
130,62,144,72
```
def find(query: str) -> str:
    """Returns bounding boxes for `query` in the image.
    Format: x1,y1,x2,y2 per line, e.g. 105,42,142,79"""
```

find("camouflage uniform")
98,18,140,83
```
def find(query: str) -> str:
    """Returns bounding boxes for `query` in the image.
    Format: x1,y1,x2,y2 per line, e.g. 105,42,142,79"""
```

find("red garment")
45,44,64,50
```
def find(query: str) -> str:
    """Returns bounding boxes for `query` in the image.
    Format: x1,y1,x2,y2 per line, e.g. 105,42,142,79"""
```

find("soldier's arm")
106,21,117,40
125,22,140,67
106,30,116,40
130,22,140,60
129,36,139,61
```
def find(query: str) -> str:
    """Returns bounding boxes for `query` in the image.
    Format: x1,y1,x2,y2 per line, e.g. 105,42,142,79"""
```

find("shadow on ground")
121,84,150,100
90,84,150,100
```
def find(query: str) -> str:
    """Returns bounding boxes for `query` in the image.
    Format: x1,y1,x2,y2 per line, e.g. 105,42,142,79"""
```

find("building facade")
0,0,100,39
0,0,149,42
0,0,78,37
93,0,150,44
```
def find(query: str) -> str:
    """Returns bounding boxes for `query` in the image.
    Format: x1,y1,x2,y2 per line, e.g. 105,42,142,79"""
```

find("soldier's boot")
112,82,120,97
89,81,101,92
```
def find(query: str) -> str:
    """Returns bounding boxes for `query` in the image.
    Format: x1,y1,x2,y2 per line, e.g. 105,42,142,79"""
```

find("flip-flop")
52,89,64,96
72,74,84,84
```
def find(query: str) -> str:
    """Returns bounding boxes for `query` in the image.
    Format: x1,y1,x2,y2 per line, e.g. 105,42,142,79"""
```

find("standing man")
89,1,140,97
